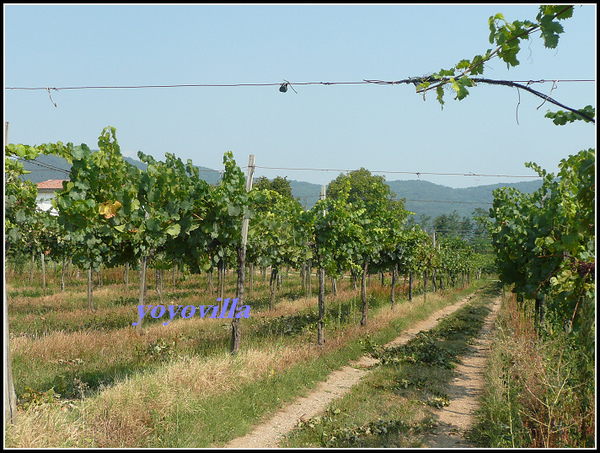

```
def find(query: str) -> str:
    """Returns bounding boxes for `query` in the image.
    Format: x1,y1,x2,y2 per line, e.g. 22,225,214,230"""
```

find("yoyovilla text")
132,298,251,327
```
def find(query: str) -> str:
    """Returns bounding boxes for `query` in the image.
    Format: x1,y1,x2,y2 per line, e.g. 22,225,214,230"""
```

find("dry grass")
471,290,595,448
6,271,466,448
9,289,319,362
4,406,87,448
9,281,428,366
6,341,324,447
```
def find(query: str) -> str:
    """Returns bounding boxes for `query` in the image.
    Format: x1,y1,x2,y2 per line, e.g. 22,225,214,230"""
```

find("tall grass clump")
469,290,595,448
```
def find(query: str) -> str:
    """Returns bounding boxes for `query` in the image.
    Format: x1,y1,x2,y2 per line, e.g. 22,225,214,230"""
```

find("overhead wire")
250,165,540,179
15,158,542,181
404,199,493,205
16,157,70,175
5,78,594,91
10,73,560,190
15,154,542,191
294,195,493,205
9,76,584,123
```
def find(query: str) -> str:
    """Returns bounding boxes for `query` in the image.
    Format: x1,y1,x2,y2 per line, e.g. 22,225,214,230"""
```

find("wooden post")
218,257,225,301
87,267,95,311
240,155,255,249
97,264,102,287
231,154,254,354
317,185,327,344
318,267,326,344
136,256,148,334
390,264,397,309
155,268,164,304
432,230,437,292
41,252,46,295
61,256,67,292
5,121,18,426
269,266,278,310
307,260,312,295
360,260,369,326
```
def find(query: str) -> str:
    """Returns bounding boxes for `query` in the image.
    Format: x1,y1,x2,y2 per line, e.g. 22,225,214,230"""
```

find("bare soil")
224,292,499,449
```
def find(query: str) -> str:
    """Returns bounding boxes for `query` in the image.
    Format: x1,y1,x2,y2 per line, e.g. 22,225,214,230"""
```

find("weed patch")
294,406,436,448
469,291,595,448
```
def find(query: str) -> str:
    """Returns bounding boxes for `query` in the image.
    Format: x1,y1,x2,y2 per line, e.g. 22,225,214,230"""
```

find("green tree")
4,141,44,426
419,214,433,233
471,207,493,254
328,169,408,315
211,152,251,353
327,168,404,212
112,149,207,324
433,210,473,240
5,148,39,256
378,225,433,302
433,211,460,237
327,174,401,326
253,175,294,200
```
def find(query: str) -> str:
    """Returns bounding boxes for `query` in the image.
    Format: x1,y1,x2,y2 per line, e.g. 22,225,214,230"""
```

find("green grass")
281,283,498,448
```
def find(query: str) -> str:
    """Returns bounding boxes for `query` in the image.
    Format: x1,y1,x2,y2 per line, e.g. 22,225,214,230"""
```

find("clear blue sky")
4,3,596,188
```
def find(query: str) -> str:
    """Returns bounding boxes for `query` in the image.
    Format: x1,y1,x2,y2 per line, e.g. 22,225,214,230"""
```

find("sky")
3,3,596,189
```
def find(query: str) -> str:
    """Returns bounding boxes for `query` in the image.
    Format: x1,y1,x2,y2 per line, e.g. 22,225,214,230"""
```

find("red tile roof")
37,179,68,190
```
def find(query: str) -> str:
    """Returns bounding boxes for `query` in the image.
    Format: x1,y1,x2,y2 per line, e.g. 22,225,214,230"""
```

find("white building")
36,179,68,214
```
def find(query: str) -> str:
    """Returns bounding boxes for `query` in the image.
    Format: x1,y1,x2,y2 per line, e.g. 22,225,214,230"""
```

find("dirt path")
224,292,491,449
422,296,501,448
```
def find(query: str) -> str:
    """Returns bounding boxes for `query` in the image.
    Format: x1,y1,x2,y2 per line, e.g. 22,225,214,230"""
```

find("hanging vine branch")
364,77,595,124
395,5,594,125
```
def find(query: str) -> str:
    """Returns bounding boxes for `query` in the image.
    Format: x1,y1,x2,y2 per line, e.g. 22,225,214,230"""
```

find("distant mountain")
289,180,323,209
18,153,542,221
121,156,222,185
288,178,542,220
19,153,71,183
19,152,222,185
387,179,543,221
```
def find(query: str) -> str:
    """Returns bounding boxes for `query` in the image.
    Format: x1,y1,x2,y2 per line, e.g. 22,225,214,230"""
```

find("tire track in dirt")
422,296,501,448
224,292,483,449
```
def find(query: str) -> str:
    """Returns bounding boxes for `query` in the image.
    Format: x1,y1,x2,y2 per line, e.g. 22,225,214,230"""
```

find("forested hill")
388,179,543,220
19,152,542,221
290,178,543,220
